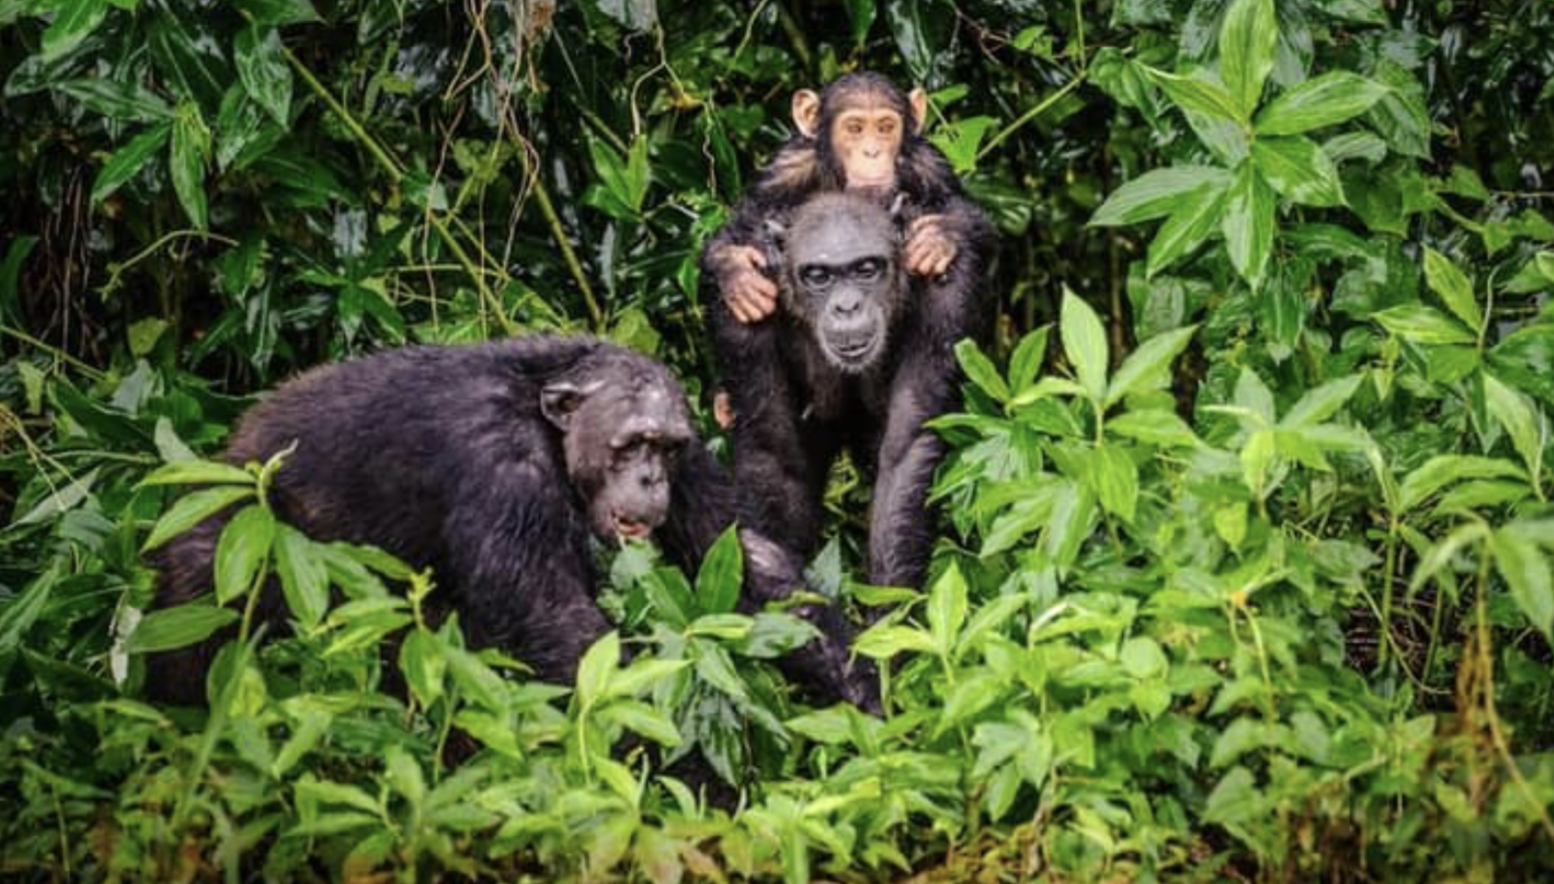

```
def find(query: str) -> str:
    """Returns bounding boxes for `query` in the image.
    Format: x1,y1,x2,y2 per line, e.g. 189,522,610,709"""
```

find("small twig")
519,151,604,328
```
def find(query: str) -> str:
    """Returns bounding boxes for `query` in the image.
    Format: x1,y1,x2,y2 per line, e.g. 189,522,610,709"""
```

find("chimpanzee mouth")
825,334,881,370
611,512,654,540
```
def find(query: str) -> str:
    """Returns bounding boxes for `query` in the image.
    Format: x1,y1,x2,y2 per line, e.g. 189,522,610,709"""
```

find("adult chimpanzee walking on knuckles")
146,336,874,710
701,71,994,325
711,191,985,593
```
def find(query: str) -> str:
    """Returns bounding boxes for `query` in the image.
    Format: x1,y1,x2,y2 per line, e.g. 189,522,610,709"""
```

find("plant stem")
521,152,604,329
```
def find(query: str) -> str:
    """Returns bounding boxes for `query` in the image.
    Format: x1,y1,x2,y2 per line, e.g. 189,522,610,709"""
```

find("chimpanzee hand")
713,244,779,323
904,214,957,277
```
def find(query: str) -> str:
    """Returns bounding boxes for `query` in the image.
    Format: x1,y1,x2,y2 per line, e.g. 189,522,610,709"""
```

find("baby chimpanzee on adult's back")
147,336,873,709
712,192,984,591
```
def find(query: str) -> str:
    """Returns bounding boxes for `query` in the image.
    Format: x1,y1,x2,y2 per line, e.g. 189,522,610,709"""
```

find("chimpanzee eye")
846,121,865,136
800,265,834,288
852,258,885,281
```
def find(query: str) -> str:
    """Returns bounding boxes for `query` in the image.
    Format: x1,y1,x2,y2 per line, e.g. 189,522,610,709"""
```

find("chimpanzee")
702,71,994,325
711,191,985,592
146,335,874,710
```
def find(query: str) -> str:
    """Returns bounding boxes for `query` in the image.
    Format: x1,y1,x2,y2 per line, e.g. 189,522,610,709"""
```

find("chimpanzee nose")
831,291,862,317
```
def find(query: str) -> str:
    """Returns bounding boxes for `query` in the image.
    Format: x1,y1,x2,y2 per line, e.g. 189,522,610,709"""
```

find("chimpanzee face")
541,364,694,542
783,193,904,373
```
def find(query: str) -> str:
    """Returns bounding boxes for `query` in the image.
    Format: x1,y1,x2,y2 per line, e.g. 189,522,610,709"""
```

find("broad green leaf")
1400,455,1526,511
42,0,108,61
1484,374,1544,483
399,629,446,708
273,524,327,628
927,563,968,654
57,79,174,123
1255,72,1389,136
444,645,508,711
383,745,426,806
139,459,254,488
1060,289,1109,402
1218,0,1278,116
1241,429,1277,494
1145,67,1246,124
1367,62,1431,159
143,485,253,551
1251,136,1345,207
938,673,1004,733
127,604,239,653
13,468,97,527
214,504,275,604
854,624,937,659
1490,528,1553,639
170,103,211,230
575,631,620,709
235,26,292,125
1147,180,1229,276
1280,375,1362,428
694,525,743,615
1105,325,1198,407
1107,409,1201,448
232,0,320,25
1120,635,1168,678
602,699,681,747
694,642,748,700
1007,326,1050,393
1089,166,1232,227
955,339,1010,402
1371,304,1475,345
1091,444,1139,522
1221,161,1276,287
1423,247,1482,332
1045,482,1097,568
605,658,687,699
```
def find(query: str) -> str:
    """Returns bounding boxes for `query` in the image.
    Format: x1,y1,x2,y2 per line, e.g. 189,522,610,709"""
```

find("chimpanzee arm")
442,459,609,686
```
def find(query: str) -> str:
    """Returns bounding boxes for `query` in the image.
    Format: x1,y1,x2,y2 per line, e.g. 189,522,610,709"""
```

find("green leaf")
42,0,108,61
1423,247,1482,332
143,485,253,551
694,525,743,615
1104,325,1198,407
1218,0,1278,116
273,524,328,629
1145,67,1246,124
602,699,681,747
1280,375,1362,428
1254,71,1389,136
575,631,621,709
1400,455,1526,511
139,459,255,488
1008,326,1050,393
1060,289,1109,402
853,624,938,660
170,103,212,230
938,672,1004,733
214,504,275,604
235,26,293,125
1241,429,1277,494
1091,444,1139,522
1221,161,1276,287
232,0,320,26
127,604,239,653
1146,180,1229,276
1484,374,1545,484
399,629,446,708
1251,136,1345,207
1106,409,1201,448
1090,166,1232,227
56,79,174,123
1490,528,1553,639
1120,635,1168,678
444,645,508,711
1372,305,1475,345
955,339,1010,402
927,563,968,654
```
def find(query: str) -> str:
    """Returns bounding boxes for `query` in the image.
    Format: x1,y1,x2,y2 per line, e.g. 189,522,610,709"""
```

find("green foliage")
4,0,1554,881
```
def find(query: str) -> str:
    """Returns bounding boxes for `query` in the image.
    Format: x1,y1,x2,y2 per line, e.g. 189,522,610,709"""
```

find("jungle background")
3,0,1554,880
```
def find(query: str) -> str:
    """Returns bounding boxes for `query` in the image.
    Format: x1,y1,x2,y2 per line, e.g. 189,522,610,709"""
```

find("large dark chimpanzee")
702,71,993,325
147,336,873,709
711,191,985,592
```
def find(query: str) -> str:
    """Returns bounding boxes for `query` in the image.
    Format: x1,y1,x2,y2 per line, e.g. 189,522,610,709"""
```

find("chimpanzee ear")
540,381,590,431
792,89,822,138
908,87,929,134
764,218,787,242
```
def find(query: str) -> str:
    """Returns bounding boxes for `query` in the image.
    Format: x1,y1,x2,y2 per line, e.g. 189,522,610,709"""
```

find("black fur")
146,336,874,709
712,193,988,591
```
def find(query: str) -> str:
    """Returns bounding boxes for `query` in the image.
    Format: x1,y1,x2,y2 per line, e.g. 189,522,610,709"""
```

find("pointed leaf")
1255,71,1389,136
927,563,968,654
42,0,109,61
1107,409,1201,448
1145,67,1246,124
695,525,743,615
1091,444,1139,522
139,459,255,488
215,504,275,604
273,524,327,629
143,485,253,551
1490,528,1553,639
235,26,293,125
170,103,211,230
1222,161,1276,287
1372,305,1475,345
1423,247,1482,332
1090,166,1232,227
91,124,171,204
1484,374,1545,483
575,631,621,709
955,339,1010,402
1105,325,1198,407
1146,180,1229,276
127,605,239,653
1218,0,1278,115
1252,136,1345,207
1280,375,1362,428
1061,289,1109,402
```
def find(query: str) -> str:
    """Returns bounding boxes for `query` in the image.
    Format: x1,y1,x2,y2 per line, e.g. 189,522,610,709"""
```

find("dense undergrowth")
3,0,1554,880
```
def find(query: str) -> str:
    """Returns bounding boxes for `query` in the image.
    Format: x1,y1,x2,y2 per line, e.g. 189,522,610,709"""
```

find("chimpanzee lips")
611,512,653,540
